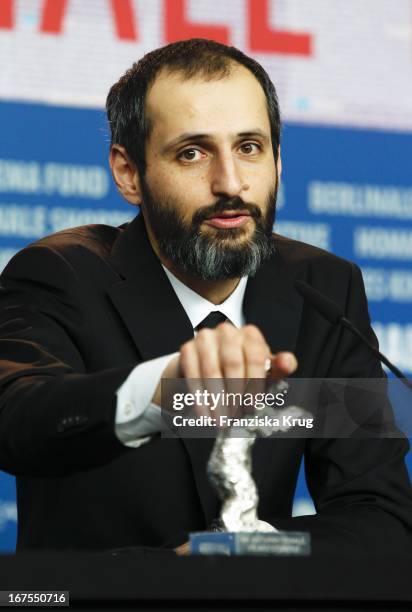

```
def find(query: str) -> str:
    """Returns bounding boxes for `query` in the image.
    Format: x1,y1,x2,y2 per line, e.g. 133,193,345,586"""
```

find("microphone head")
295,280,343,325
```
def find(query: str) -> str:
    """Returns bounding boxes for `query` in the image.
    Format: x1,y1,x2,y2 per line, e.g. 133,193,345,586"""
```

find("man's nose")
210,154,249,199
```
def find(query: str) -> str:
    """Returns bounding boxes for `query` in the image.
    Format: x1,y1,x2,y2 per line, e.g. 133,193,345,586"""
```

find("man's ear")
109,145,142,206
276,145,282,180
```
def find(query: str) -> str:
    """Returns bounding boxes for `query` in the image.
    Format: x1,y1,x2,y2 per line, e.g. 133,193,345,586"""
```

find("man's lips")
205,212,252,229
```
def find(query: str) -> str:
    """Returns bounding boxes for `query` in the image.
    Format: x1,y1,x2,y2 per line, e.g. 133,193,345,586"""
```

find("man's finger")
217,323,246,415
196,328,222,379
267,352,298,379
179,340,207,414
243,325,271,380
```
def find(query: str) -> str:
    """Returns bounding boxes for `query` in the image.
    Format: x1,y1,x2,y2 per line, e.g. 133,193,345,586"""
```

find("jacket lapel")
107,214,194,360
243,234,305,355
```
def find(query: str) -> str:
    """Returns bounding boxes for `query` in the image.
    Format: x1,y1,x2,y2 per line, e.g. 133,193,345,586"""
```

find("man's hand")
174,541,190,555
152,323,297,408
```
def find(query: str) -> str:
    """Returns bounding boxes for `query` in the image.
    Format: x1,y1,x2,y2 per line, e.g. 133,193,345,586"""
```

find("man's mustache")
192,197,262,226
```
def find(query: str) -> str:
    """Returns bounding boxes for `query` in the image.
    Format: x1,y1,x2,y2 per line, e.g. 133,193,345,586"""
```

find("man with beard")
0,39,410,553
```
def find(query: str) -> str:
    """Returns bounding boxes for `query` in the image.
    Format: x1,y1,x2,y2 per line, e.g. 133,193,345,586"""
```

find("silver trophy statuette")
189,381,312,555
207,428,277,533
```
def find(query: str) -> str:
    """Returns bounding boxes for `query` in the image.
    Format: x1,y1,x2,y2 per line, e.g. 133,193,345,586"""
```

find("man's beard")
140,180,278,280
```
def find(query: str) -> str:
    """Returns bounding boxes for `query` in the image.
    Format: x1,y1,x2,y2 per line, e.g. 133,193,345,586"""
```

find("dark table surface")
0,550,411,611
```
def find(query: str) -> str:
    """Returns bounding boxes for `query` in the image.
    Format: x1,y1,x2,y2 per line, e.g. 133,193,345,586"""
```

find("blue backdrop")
0,101,411,551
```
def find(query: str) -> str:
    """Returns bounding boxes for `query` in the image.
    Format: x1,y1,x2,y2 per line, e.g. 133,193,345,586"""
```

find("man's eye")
240,142,260,154
178,148,202,162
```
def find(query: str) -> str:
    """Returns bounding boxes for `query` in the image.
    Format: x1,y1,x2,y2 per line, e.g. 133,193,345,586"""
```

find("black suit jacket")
0,215,411,553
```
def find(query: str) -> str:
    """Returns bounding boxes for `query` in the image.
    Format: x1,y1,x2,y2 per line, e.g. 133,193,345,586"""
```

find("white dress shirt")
115,267,247,447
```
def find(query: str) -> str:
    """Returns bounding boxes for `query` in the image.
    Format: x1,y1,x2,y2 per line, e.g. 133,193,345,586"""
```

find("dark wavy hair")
106,38,281,176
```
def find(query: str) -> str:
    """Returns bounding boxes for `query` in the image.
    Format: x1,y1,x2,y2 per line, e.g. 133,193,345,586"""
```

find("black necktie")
196,311,227,331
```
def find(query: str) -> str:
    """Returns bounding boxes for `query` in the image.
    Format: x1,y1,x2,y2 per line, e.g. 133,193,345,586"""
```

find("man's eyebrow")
237,130,270,143
161,129,270,153
161,133,210,153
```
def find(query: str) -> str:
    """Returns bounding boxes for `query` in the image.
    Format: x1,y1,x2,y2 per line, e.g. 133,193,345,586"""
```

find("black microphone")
295,279,412,392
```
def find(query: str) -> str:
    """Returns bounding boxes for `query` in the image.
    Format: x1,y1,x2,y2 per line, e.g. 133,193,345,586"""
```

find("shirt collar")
162,265,247,330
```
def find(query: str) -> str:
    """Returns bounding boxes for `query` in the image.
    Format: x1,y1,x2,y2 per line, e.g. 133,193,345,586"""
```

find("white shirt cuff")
115,352,179,447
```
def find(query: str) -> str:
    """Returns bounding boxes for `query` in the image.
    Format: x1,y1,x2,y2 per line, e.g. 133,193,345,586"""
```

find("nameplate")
189,531,311,556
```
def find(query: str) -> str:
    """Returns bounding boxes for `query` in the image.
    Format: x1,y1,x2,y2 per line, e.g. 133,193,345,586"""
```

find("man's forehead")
145,65,270,139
